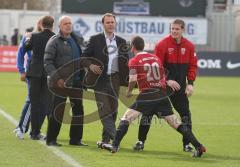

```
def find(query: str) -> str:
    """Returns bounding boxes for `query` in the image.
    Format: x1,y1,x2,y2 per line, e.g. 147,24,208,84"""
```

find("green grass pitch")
0,72,240,167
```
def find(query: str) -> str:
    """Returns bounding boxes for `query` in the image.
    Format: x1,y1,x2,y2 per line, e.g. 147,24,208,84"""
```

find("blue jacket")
16,36,32,74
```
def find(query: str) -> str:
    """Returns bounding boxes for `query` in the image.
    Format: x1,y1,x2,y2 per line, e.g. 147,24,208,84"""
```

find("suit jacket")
26,29,55,77
82,33,129,88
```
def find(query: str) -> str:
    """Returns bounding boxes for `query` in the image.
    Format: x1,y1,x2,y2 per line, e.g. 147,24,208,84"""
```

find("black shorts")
130,97,173,118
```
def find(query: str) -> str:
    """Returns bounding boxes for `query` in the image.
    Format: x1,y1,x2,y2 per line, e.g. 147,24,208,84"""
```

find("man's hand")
126,90,133,98
89,64,102,74
166,80,181,91
20,73,26,82
185,84,194,97
57,79,65,88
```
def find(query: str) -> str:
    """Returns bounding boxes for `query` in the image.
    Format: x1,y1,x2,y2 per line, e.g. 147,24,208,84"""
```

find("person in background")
25,15,55,140
11,28,19,45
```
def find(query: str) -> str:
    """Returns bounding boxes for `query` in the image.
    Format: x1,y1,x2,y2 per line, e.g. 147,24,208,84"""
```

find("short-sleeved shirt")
128,52,166,92
128,52,173,116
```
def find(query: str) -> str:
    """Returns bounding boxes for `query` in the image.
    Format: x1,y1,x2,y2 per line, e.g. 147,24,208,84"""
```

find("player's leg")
164,114,206,157
133,114,153,151
170,94,193,151
103,108,141,153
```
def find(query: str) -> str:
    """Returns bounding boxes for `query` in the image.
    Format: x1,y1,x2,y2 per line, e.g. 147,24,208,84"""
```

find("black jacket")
81,33,129,88
25,29,55,77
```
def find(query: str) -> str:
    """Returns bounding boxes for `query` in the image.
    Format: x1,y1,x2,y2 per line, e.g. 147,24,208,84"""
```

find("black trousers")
138,92,192,146
170,92,192,145
46,80,84,143
29,76,51,136
94,73,120,142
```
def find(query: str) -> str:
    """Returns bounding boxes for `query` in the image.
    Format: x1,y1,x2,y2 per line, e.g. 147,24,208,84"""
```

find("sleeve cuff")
188,80,194,85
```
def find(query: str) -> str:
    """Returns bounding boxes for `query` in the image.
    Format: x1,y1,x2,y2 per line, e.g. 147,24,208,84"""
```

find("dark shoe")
69,141,88,146
46,141,62,147
133,141,144,151
193,145,206,158
97,141,109,149
30,134,41,140
30,133,46,141
102,143,119,153
183,144,194,152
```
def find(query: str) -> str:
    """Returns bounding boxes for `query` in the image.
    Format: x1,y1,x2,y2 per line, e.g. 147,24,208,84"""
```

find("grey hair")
58,15,72,26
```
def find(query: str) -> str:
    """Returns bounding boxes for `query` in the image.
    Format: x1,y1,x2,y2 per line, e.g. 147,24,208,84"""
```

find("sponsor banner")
71,14,207,50
113,1,150,15
0,46,18,72
197,52,240,76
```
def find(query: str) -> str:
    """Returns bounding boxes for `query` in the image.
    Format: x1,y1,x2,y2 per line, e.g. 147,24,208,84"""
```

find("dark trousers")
17,79,46,133
46,80,84,143
170,92,191,146
94,73,120,142
29,76,51,136
138,92,192,146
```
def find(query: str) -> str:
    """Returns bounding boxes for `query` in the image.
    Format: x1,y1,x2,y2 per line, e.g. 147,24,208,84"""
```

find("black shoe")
102,143,119,153
133,141,144,151
192,145,206,158
46,141,62,147
30,133,46,141
183,144,194,152
69,141,88,146
30,134,41,140
97,141,109,149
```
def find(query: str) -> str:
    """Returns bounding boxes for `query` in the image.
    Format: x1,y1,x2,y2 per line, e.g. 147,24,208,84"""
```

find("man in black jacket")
82,13,129,148
44,15,87,146
25,15,55,140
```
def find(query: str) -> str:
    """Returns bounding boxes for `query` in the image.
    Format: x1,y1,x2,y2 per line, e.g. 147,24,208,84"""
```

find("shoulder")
91,33,103,40
182,37,195,49
116,35,126,43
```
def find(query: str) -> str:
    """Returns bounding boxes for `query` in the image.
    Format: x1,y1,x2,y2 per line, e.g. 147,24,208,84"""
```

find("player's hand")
57,79,65,88
166,80,180,91
20,73,26,82
185,84,194,97
126,91,133,98
89,64,102,74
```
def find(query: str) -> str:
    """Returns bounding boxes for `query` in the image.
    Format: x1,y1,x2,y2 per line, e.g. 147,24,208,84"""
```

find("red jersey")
128,52,166,92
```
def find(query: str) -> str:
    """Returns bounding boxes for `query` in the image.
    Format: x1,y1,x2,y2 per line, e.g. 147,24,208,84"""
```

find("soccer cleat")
133,141,144,151
183,144,194,152
97,141,104,149
102,143,119,153
97,141,109,149
192,145,206,158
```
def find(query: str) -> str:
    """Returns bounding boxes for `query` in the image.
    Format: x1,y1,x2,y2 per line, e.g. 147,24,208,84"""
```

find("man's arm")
16,37,27,81
186,44,198,97
126,69,137,97
81,36,102,74
44,37,59,80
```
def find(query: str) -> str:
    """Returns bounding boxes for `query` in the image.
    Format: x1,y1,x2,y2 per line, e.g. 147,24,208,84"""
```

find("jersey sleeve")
187,44,198,85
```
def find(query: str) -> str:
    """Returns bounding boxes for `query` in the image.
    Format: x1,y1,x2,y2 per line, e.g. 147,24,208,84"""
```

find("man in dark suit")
82,13,129,147
25,15,55,140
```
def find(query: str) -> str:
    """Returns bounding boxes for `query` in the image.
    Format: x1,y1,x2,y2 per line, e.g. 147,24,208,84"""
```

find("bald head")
58,15,72,37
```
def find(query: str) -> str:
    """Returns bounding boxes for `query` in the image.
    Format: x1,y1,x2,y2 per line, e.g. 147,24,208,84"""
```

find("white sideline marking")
0,108,83,167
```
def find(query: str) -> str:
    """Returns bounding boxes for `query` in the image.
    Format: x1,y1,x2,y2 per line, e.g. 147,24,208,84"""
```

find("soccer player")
102,36,206,157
